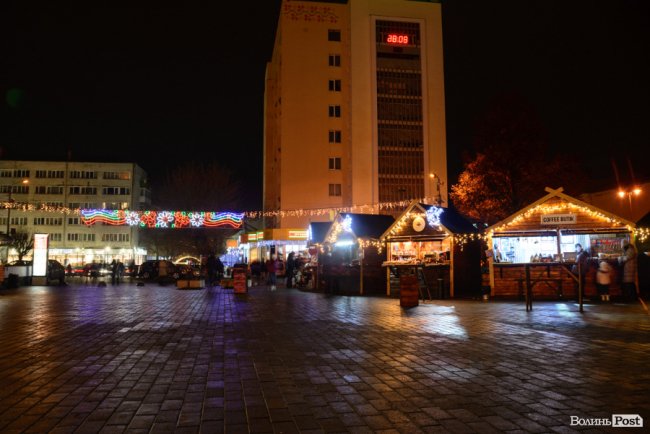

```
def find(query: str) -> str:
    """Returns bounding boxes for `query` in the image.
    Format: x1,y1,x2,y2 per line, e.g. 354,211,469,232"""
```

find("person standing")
110,259,118,285
619,243,638,301
596,261,611,302
266,255,278,290
572,243,590,299
285,252,296,288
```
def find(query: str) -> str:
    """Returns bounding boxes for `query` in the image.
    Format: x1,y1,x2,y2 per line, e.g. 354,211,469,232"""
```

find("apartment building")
0,160,151,265
264,0,447,228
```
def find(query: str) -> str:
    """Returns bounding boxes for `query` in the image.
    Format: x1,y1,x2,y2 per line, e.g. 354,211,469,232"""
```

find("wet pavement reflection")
0,282,648,433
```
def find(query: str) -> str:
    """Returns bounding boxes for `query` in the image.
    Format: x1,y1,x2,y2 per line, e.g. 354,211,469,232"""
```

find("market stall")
380,201,482,303
321,213,394,295
487,187,636,301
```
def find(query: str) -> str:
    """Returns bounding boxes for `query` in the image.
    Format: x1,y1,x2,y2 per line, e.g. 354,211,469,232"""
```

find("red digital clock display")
386,34,410,45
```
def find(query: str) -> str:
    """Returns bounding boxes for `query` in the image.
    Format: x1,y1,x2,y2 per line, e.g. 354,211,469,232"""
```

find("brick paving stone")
0,284,649,433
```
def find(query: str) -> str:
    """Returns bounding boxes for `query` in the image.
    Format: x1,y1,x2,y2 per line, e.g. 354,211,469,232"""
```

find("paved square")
0,282,648,433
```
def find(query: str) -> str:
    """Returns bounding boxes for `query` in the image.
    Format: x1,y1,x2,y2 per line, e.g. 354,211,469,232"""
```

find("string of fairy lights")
1,197,648,243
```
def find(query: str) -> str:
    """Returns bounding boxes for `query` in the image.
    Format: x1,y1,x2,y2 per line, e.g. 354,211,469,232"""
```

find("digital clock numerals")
386,34,409,45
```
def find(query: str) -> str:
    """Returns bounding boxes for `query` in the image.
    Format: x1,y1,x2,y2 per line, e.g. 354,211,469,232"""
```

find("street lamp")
617,186,642,218
428,173,443,206
4,178,29,263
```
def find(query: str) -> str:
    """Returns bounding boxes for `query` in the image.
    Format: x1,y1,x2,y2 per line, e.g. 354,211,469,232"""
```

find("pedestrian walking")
266,255,279,290
596,260,611,302
285,252,296,288
618,243,638,301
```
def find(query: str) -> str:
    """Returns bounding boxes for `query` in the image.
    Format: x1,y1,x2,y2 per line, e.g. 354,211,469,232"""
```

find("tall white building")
0,160,151,265
264,0,447,228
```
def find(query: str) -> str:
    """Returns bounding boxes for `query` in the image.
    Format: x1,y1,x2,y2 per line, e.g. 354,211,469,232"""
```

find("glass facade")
375,20,424,203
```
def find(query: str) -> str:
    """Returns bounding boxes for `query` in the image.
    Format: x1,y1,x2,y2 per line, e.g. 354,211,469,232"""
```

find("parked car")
7,259,66,285
137,260,180,280
83,263,111,278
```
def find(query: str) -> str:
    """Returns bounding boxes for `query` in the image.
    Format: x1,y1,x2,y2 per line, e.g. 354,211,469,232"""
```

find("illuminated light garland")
80,210,126,226
204,212,245,228
488,202,634,236
426,207,444,227
79,209,244,229
635,227,649,243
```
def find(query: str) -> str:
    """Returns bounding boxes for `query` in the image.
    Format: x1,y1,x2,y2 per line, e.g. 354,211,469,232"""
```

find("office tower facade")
264,0,447,228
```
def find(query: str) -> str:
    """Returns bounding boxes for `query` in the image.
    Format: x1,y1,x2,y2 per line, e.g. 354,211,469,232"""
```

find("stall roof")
487,187,636,234
381,200,477,240
308,221,332,244
637,211,650,228
324,213,395,243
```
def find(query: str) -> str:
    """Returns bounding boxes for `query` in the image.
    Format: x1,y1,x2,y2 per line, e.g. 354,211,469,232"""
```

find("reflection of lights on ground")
417,305,469,339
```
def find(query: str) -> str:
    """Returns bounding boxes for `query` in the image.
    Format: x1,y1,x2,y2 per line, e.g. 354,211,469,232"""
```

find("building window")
10,217,27,225
328,130,342,143
328,157,342,170
328,79,341,92
33,217,63,226
35,186,46,194
102,187,130,195
13,170,30,178
47,186,64,195
50,233,62,242
328,54,341,67
35,170,46,178
48,170,64,178
68,233,95,242
328,29,341,41
69,170,97,179
103,171,131,180
1,185,30,194
69,186,98,195
328,184,342,197
328,105,341,118
44,202,64,207
0,170,12,178
68,217,80,225
101,233,130,242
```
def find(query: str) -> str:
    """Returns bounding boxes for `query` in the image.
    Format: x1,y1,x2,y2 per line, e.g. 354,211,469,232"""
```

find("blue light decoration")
342,215,353,232
80,209,244,229
426,206,444,227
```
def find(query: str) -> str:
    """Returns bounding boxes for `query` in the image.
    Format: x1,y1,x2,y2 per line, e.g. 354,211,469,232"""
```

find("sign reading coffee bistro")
540,214,577,225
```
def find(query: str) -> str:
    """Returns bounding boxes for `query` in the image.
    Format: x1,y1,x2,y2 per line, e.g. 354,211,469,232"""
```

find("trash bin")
6,273,19,289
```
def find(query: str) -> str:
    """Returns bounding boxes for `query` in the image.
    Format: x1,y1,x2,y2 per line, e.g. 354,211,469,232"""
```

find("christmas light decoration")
426,206,444,227
79,209,244,229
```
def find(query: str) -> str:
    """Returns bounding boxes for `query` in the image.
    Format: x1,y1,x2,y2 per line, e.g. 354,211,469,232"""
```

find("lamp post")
4,179,29,263
617,186,642,218
428,173,443,206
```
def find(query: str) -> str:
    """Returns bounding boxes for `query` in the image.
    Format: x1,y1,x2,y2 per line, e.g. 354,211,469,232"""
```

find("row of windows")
3,186,131,195
1,170,131,180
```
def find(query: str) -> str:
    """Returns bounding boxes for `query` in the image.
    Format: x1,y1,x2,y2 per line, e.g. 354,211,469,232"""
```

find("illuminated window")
328,54,341,67
328,157,341,170
328,130,342,143
328,105,341,118
328,29,341,41
328,79,341,92
329,184,342,196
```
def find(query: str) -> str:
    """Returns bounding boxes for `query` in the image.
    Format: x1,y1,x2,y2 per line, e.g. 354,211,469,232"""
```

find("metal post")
578,261,584,313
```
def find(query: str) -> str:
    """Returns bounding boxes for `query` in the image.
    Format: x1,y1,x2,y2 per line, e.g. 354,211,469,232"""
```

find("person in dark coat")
285,252,296,288
206,254,217,286
110,260,118,285
619,243,638,301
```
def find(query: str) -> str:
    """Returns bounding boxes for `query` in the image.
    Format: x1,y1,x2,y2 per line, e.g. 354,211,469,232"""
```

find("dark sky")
3,0,649,209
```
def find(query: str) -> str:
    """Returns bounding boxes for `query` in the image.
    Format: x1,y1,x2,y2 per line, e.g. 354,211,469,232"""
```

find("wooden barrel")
399,275,419,307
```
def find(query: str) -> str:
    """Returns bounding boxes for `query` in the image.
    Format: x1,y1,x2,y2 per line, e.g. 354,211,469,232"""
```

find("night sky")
3,0,649,209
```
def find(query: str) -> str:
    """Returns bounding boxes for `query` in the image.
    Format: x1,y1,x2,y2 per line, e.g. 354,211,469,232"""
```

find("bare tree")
451,92,585,224
142,162,242,258
9,230,34,262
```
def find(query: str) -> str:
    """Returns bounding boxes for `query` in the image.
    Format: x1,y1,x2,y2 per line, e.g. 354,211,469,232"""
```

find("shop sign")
541,214,576,225
288,230,308,240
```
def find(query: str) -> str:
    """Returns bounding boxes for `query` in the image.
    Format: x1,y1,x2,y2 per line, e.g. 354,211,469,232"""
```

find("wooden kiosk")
487,187,636,301
321,213,394,295
381,201,482,304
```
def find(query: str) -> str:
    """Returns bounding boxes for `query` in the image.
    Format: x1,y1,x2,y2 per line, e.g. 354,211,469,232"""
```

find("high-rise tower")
264,0,446,228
